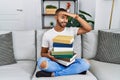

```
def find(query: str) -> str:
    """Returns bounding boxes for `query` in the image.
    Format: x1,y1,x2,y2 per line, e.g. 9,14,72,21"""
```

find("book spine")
56,53,76,62
52,54,73,58
53,43,73,47
57,59,75,66
53,39,72,44
57,58,71,62
53,47,73,52
51,51,73,55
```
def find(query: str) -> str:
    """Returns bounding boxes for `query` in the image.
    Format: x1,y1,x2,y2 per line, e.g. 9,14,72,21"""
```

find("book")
51,51,73,55
53,35,74,44
52,54,74,58
57,58,75,66
53,47,73,52
57,53,77,62
53,42,73,47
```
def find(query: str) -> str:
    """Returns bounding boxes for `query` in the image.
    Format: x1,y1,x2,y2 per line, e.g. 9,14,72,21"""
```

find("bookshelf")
41,0,79,29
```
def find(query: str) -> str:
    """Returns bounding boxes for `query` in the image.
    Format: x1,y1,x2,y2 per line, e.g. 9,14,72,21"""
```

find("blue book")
53,42,73,47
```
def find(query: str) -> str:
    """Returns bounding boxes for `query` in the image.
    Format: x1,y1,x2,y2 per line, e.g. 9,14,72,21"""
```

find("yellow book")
53,35,74,44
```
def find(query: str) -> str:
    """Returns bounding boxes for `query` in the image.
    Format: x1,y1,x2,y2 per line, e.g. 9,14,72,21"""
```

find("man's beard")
57,19,67,28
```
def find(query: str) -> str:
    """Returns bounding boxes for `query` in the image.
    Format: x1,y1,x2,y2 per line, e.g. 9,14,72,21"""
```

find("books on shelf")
53,35,74,44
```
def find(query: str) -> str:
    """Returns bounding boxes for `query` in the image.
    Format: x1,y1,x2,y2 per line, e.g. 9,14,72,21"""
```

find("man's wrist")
75,14,79,19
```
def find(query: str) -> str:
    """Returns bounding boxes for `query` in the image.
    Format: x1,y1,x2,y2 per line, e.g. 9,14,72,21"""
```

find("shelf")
42,0,78,29
42,14,55,16
43,0,76,1
42,26,53,29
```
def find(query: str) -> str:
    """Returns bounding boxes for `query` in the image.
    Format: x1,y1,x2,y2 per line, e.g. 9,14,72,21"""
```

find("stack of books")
52,35,77,66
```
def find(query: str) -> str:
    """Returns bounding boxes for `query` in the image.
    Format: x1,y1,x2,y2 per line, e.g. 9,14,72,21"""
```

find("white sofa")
0,30,97,80
1,29,120,80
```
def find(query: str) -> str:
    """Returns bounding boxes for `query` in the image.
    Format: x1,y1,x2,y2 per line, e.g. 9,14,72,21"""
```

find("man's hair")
55,8,67,15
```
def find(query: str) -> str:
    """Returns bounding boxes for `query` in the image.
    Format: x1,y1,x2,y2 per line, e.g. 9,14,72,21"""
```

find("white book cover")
57,59,75,66
53,47,73,52
69,53,77,61
57,53,77,62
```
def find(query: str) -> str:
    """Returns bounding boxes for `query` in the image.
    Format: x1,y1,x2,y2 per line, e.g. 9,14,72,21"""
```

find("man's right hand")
41,47,57,61
47,51,57,62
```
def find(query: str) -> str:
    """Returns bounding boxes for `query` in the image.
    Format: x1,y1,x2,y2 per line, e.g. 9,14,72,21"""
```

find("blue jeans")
37,57,90,77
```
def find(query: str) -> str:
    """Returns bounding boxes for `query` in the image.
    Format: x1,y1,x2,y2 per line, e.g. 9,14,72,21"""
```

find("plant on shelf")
50,22,54,27
46,5,57,9
66,2,71,12
46,5,57,14
66,10,94,29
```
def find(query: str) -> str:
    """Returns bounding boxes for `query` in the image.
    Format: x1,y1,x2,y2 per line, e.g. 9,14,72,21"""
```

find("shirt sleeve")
41,33,49,48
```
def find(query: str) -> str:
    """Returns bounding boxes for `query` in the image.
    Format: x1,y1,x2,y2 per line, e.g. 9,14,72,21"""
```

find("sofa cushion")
12,31,35,60
37,30,47,58
90,60,120,80
0,61,36,80
82,30,98,59
0,32,16,66
82,29,120,59
94,30,120,64
32,67,97,80
73,35,81,58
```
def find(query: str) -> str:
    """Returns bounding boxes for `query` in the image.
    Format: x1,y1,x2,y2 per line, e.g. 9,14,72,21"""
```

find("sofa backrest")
82,29,120,59
81,30,98,59
36,30,82,59
0,30,36,61
36,30,47,59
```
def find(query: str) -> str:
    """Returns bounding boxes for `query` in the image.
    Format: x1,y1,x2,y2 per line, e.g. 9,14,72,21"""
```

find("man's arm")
41,47,57,61
75,14,92,35
62,12,92,35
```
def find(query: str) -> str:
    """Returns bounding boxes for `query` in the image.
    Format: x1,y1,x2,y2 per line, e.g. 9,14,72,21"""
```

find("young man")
36,8,92,77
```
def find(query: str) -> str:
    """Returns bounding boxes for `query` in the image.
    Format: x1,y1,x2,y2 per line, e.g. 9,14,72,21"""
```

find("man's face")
56,12,68,28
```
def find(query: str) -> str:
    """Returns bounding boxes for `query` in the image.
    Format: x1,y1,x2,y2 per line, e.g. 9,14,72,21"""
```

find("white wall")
94,0,112,30
0,0,42,30
0,0,96,30
23,0,37,30
79,0,96,21
33,0,42,30
1,0,119,30
0,0,25,30
111,0,120,29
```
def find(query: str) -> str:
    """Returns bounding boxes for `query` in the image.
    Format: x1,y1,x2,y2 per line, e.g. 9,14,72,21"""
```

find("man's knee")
40,61,47,69
37,57,49,69
83,59,90,70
